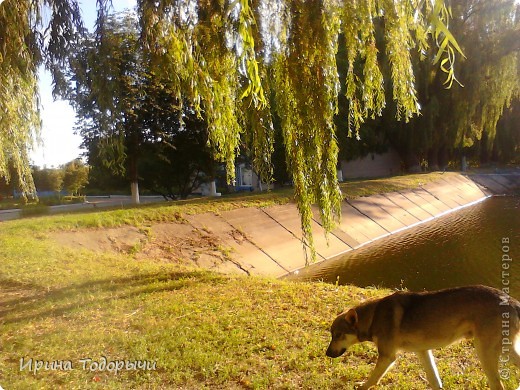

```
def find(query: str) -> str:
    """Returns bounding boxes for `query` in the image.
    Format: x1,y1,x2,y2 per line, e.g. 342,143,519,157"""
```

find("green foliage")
494,99,520,163
271,0,343,259
450,0,520,152
32,166,64,193
361,0,520,171
69,11,142,180
135,0,466,263
62,159,89,195
0,0,83,196
69,12,221,199
138,111,215,200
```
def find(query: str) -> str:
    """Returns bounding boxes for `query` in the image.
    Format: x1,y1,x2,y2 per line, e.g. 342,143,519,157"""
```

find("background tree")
138,127,214,200
62,159,89,196
449,0,519,164
32,167,64,193
69,11,215,201
0,162,19,197
81,139,130,194
68,11,144,202
494,98,520,164
340,0,520,172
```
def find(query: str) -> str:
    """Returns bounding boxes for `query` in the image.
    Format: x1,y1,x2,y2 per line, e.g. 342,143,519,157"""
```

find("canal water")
286,196,520,299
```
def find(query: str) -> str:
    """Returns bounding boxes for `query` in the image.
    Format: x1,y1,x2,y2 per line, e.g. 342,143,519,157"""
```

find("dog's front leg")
358,353,396,389
417,350,442,389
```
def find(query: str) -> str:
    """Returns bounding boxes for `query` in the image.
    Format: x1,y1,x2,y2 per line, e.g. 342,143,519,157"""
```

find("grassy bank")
1,172,518,389
4,172,454,232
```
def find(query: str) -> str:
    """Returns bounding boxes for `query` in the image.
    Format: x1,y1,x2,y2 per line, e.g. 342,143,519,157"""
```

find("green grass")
2,245,518,389
339,172,456,199
2,171,517,389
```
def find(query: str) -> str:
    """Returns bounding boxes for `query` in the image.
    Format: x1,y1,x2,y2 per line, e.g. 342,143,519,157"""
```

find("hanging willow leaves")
0,0,83,196
449,0,520,152
272,0,343,259
137,0,464,263
139,0,244,183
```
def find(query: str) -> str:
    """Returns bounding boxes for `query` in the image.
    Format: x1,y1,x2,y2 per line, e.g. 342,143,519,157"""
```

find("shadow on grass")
0,270,224,325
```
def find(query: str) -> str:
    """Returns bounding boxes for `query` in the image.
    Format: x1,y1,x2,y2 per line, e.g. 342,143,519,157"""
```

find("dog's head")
326,308,360,358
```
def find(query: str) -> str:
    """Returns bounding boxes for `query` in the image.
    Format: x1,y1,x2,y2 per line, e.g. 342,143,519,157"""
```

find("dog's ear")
344,308,358,327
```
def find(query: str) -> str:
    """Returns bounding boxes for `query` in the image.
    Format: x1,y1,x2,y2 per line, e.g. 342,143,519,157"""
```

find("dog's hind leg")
474,339,504,390
417,350,442,389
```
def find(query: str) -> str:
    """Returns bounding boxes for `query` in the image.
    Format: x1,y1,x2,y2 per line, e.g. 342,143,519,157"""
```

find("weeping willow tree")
448,0,520,158
0,0,83,197
138,0,462,261
1,0,461,261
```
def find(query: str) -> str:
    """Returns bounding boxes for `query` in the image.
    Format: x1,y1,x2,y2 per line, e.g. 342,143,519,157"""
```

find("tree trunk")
209,180,221,197
129,153,140,204
479,132,490,164
427,147,439,171
461,155,468,172
438,145,448,171
405,152,422,173
131,181,140,204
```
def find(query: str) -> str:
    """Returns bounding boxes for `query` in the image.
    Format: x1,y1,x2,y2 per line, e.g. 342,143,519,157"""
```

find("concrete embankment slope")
193,172,519,278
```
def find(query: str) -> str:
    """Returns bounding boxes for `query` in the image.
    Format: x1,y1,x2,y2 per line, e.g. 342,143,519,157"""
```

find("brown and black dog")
327,285,520,389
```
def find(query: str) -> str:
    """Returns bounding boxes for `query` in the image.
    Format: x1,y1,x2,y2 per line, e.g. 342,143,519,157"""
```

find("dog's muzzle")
326,345,347,358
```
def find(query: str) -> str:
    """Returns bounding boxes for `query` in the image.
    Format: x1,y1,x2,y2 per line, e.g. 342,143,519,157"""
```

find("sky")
30,0,137,168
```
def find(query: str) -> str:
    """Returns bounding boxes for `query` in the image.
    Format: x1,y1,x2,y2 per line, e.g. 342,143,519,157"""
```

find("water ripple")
287,197,520,298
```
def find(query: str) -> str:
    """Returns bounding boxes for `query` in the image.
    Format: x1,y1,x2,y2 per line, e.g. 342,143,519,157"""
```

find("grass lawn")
1,172,518,389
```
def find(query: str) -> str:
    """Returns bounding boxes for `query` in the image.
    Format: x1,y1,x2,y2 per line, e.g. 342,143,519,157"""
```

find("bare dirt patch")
54,226,146,254
52,221,250,274
138,223,230,269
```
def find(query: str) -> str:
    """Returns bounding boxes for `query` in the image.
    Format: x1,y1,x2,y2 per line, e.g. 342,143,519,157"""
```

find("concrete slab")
184,213,287,276
412,189,452,213
384,192,432,221
383,192,424,226
337,202,388,244
488,175,516,191
264,204,350,260
468,175,507,194
469,174,520,195
443,176,487,202
330,228,358,251
433,176,471,204
348,197,407,233
372,194,421,227
421,181,465,208
398,190,439,217
221,207,309,274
